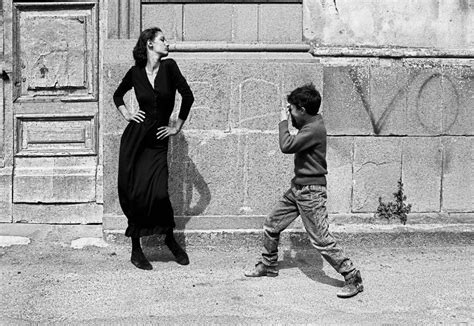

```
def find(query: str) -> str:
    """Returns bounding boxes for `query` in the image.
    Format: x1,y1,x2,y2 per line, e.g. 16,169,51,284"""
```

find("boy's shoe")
336,270,364,298
244,262,278,277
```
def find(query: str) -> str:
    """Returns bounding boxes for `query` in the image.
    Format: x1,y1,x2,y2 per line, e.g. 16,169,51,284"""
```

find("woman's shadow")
278,235,345,288
142,133,211,262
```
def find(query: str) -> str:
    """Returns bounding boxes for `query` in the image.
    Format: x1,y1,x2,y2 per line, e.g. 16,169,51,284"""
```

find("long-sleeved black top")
113,58,194,124
279,115,327,185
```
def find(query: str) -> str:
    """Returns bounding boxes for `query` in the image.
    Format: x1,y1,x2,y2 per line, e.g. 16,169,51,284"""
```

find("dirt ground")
0,241,472,325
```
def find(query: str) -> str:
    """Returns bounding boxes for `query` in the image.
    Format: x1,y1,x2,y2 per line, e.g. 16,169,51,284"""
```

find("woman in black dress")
113,27,194,270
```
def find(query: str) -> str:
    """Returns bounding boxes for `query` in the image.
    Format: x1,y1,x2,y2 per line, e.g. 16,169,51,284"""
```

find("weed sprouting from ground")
375,179,412,225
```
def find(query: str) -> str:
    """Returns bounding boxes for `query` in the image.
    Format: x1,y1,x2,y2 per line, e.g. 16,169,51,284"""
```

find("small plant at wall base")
375,179,412,225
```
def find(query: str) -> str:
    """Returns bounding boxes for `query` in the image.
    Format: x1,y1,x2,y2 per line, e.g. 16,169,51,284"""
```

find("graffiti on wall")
348,67,464,135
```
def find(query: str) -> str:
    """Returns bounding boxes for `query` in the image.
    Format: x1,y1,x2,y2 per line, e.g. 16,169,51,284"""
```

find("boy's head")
287,83,321,116
286,83,322,129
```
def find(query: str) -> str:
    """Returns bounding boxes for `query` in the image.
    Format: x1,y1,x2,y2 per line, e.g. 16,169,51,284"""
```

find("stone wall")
321,58,473,217
103,54,473,230
104,0,473,230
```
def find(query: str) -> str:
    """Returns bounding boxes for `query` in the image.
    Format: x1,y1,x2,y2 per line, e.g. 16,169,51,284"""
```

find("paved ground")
0,237,472,325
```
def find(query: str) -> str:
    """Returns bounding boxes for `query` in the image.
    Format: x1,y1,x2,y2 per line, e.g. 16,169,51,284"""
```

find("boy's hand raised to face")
280,105,289,122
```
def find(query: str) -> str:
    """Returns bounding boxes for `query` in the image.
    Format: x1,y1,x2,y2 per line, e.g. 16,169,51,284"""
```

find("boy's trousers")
261,183,355,277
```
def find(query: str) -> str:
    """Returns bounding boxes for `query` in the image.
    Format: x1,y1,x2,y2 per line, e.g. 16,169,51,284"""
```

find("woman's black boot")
165,231,189,265
131,237,153,270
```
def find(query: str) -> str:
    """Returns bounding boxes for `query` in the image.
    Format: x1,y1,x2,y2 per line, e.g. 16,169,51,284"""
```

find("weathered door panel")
10,1,101,223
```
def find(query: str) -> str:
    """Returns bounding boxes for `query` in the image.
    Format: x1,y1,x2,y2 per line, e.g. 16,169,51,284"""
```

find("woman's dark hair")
133,27,162,67
287,83,321,115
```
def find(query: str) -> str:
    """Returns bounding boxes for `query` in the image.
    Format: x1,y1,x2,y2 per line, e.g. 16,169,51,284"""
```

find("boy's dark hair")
133,27,162,67
287,83,321,115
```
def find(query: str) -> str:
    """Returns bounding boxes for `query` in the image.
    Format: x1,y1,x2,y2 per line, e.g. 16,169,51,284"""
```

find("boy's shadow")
142,133,211,262
278,236,345,288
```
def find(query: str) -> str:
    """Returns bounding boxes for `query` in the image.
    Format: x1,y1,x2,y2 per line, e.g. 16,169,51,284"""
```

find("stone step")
105,224,474,249
1,223,472,249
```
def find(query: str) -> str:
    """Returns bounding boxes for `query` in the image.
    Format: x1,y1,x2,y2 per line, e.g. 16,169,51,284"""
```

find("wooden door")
8,1,101,223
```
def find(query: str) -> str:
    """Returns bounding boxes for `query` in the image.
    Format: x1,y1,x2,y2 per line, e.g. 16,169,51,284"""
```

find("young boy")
244,83,363,298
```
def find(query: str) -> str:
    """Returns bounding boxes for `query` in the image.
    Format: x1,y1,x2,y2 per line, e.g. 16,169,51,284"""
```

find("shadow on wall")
169,132,211,223
143,132,211,262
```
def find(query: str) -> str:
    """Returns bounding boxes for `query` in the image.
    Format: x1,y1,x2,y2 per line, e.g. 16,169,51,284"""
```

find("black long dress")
113,58,194,237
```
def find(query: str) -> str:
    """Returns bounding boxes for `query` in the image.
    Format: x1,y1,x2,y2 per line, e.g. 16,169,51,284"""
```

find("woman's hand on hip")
127,110,146,123
156,126,179,140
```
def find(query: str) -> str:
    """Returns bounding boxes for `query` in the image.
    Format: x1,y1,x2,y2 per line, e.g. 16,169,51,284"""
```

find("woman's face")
148,32,169,57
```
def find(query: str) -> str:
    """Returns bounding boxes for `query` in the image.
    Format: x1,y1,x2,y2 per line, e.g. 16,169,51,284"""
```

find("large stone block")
169,131,244,217
322,64,373,135
13,157,97,203
259,4,302,43
232,5,258,43
229,61,284,131
326,137,353,214
442,137,474,212
183,4,232,41
13,203,102,224
228,57,322,132
0,167,13,222
142,4,183,41
402,137,442,212
405,65,445,136
438,61,474,136
245,133,293,216
105,60,231,132
353,137,402,212
404,59,474,136
170,61,231,131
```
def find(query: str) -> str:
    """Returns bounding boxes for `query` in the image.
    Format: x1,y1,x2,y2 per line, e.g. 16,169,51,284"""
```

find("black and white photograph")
0,0,472,324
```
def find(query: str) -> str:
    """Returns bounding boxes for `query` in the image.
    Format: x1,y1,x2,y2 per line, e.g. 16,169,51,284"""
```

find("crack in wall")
333,0,339,14
356,161,390,173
